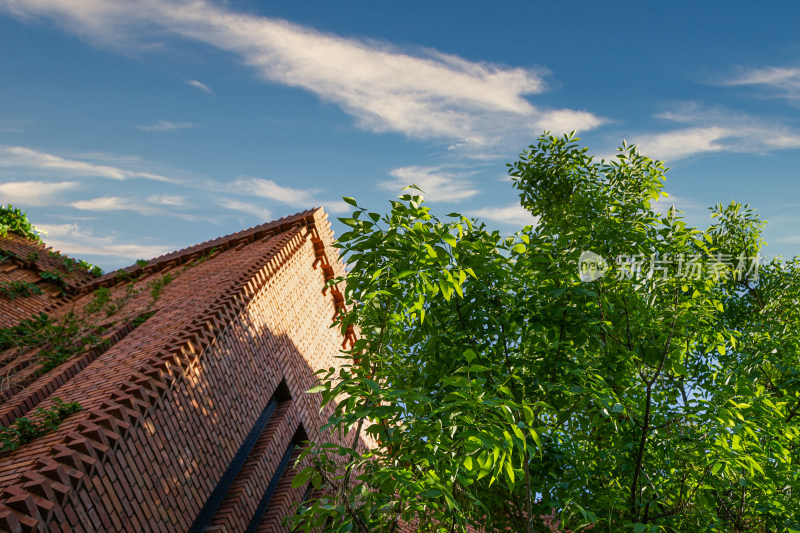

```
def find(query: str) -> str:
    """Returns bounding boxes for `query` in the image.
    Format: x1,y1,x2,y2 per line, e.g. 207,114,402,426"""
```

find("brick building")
0,208,356,532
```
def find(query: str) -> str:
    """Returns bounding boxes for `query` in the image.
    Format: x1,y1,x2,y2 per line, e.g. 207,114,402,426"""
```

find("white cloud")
231,177,316,207
60,242,170,258
379,166,478,202
146,194,186,207
218,198,273,221
625,103,800,162
230,177,354,214
71,196,156,215
0,180,78,206
471,204,538,227
631,126,731,161
723,66,800,99
136,119,196,132
0,0,604,150
187,79,213,94
0,145,177,182
35,223,171,259
321,200,352,215
72,195,217,223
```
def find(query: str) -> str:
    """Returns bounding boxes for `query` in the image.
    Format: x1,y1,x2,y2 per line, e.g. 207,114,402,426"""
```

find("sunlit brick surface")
0,209,356,532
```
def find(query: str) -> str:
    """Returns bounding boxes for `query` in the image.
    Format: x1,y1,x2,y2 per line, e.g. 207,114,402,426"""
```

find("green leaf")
529,428,541,449
463,349,477,363
421,488,443,498
504,459,515,487
342,196,358,207
291,466,315,488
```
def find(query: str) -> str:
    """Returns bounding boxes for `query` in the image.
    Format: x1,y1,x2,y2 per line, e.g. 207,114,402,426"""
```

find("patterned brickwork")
0,208,360,532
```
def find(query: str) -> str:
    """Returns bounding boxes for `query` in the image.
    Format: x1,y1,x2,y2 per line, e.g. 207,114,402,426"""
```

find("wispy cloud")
35,223,172,259
217,198,273,221
231,177,316,207
723,66,800,99
320,200,352,215
146,194,186,207
0,145,177,182
0,180,78,206
626,102,800,161
187,79,213,94
71,196,156,215
471,204,537,227
630,126,731,161
230,177,349,214
70,195,213,222
379,166,479,202
136,119,196,132
0,0,604,150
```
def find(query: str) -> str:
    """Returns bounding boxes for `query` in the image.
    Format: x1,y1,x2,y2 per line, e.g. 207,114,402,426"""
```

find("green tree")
291,133,800,532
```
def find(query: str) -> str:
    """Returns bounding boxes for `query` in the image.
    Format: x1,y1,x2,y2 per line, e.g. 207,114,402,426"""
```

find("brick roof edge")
78,208,328,294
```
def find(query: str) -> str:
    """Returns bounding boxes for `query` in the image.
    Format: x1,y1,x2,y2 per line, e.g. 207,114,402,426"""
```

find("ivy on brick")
190,246,220,267
131,311,155,328
0,398,82,453
48,250,103,277
0,280,42,300
0,311,105,373
39,270,68,295
148,273,174,302
0,313,52,349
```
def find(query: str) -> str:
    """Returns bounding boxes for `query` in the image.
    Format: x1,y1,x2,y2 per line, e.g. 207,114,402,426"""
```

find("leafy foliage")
49,250,103,277
148,273,174,302
131,311,155,328
85,287,112,315
190,246,220,266
291,133,800,532
0,313,53,350
0,280,42,300
0,398,81,453
0,311,104,373
0,204,41,242
39,270,67,295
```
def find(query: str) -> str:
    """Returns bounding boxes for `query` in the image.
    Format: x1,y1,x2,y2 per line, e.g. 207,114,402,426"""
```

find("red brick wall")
0,210,357,532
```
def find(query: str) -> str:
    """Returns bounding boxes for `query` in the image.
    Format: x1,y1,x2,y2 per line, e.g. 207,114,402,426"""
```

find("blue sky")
1,1,799,270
